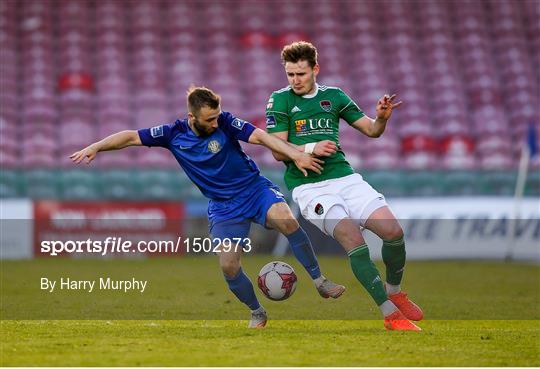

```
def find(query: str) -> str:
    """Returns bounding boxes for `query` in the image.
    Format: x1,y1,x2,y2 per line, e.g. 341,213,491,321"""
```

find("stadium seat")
21,149,57,169
476,134,512,155
59,169,101,199
99,170,137,199
440,171,480,195
362,171,407,197
440,152,477,170
525,171,540,196
403,171,443,197
22,169,59,198
478,171,517,195
135,170,188,200
402,152,438,170
362,153,401,170
94,147,138,169
479,149,515,170
0,170,23,198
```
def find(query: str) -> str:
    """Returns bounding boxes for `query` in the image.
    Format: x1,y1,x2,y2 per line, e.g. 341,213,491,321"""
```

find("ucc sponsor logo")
295,118,333,132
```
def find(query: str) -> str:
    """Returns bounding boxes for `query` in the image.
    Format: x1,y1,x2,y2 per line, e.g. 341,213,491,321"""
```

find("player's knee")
280,218,300,235
220,259,241,278
382,222,404,241
339,232,364,248
269,205,299,234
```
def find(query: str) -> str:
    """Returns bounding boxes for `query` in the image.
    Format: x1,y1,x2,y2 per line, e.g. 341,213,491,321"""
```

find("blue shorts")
208,176,286,241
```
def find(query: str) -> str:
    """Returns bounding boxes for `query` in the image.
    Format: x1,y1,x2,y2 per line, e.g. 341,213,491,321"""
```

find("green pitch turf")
1,257,539,366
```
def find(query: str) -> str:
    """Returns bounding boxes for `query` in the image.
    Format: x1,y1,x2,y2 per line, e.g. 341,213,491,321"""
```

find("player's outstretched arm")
70,130,142,165
351,94,402,138
268,132,337,161
249,128,324,176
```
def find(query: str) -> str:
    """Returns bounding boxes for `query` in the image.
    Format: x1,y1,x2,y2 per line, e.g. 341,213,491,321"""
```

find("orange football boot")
388,291,424,321
384,310,422,331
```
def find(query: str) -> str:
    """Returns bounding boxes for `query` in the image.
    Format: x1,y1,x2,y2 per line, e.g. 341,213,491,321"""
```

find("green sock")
382,236,406,286
348,244,387,306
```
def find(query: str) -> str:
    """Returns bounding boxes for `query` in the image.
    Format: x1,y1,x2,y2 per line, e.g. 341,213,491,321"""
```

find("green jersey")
266,84,365,190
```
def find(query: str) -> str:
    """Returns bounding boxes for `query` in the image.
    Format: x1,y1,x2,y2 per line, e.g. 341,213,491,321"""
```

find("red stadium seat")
240,32,274,48
276,31,311,49
401,135,438,154
440,135,475,156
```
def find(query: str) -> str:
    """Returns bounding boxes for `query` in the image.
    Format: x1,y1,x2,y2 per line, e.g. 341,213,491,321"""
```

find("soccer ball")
257,261,298,301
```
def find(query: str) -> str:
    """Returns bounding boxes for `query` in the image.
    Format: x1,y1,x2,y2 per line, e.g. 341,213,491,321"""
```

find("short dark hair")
187,86,221,114
281,41,318,68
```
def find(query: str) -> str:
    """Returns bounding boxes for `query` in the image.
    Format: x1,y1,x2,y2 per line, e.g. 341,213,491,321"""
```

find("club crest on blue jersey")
266,115,276,128
208,140,221,154
232,118,246,130
150,125,164,138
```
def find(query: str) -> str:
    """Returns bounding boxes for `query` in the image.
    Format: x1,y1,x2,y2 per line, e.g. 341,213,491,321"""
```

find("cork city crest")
320,100,332,112
207,140,221,153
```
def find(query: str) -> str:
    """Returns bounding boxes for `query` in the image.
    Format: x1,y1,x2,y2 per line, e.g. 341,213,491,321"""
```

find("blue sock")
224,268,260,311
287,227,322,279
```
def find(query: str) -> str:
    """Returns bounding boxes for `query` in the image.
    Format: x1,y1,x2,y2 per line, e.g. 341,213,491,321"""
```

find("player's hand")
376,94,402,121
293,153,324,177
313,140,337,157
70,144,99,165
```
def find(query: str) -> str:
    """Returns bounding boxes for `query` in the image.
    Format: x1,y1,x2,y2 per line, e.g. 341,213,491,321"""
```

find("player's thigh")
364,206,404,240
294,187,347,235
251,182,288,230
341,174,387,225
265,202,299,235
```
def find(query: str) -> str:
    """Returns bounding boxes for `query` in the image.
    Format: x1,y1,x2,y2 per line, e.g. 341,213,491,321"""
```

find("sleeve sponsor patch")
265,115,276,129
231,118,246,130
150,125,164,138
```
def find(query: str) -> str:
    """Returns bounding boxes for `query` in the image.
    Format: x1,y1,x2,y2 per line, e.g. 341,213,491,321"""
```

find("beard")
193,119,215,137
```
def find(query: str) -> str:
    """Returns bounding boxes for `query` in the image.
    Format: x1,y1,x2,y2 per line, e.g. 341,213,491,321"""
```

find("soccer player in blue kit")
71,86,345,328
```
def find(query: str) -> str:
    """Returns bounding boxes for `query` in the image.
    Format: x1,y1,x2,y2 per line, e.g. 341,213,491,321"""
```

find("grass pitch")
1,256,539,366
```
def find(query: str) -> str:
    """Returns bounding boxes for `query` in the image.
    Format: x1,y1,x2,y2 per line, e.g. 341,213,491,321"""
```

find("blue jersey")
138,111,261,200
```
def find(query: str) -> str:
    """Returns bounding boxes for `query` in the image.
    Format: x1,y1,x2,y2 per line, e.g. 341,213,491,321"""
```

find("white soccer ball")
257,261,298,301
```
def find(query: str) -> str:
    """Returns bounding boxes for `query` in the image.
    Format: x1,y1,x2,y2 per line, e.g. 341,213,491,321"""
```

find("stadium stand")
0,0,538,199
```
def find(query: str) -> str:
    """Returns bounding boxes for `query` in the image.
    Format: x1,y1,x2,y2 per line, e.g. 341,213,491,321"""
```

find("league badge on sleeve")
150,125,164,138
266,115,276,129
232,118,246,130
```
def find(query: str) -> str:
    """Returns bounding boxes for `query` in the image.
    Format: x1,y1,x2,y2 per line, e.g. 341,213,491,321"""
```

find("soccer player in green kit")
266,41,423,331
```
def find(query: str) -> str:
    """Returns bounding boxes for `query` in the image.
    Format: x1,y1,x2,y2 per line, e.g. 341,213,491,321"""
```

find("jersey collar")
302,83,319,99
